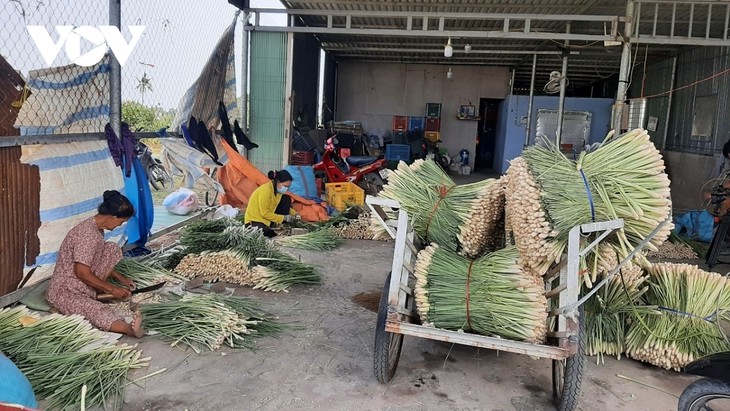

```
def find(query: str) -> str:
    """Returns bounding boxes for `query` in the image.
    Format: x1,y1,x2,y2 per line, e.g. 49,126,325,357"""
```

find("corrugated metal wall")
662,46,730,154
249,32,288,173
629,57,674,148
0,146,41,295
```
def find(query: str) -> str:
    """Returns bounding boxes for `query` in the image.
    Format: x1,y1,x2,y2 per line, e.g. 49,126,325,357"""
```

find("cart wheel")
373,272,404,383
552,306,586,411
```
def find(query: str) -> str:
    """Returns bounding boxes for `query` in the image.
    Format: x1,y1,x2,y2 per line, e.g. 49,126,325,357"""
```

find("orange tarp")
218,141,329,222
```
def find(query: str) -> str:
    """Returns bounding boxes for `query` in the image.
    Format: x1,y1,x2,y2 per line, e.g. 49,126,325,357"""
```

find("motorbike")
420,137,451,170
678,351,730,411
313,135,389,195
136,141,172,191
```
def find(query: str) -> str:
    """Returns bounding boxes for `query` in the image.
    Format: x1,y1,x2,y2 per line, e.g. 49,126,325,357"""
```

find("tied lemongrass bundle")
380,159,505,257
625,263,730,371
505,128,673,278
414,245,548,343
141,294,284,352
0,307,149,411
275,229,343,251
583,245,653,362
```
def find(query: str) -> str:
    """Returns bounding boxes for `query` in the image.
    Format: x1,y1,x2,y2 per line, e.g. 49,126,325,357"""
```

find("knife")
97,281,166,301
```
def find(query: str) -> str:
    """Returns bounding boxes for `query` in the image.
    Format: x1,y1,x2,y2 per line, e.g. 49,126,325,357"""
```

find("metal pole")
524,54,537,146
109,0,122,138
241,13,250,132
510,69,516,94
613,0,635,132
556,52,568,146
661,56,677,151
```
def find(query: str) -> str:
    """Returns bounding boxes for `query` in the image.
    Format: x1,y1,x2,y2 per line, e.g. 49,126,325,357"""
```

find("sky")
0,0,286,110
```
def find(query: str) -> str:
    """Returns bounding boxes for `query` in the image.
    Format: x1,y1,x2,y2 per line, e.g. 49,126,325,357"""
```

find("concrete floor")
123,239,696,411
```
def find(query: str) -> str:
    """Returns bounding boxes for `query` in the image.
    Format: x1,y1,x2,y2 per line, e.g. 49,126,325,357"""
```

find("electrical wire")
643,66,730,99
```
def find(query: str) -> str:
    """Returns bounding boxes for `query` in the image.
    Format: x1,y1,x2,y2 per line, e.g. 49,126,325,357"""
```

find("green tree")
136,72,153,105
122,101,174,132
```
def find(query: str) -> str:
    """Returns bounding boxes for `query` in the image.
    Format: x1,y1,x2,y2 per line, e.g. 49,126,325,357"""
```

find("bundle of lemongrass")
114,258,188,287
167,220,321,291
381,159,505,257
275,229,343,251
414,245,547,343
141,293,285,352
583,245,652,362
505,128,672,278
0,306,149,411
624,263,730,371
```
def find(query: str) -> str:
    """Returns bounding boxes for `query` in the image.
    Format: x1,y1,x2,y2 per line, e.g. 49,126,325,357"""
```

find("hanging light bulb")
447,67,453,79
444,37,453,58
464,43,472,53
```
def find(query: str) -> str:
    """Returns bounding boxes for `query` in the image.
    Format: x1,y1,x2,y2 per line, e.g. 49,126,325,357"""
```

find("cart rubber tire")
552,306,586,411
678,378,730,411
373,272,404,384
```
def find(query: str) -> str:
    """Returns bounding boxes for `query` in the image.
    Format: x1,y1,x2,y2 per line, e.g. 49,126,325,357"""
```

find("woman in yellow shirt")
244,170,299,237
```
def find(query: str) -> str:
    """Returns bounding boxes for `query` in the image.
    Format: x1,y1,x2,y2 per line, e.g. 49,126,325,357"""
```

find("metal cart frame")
366,196,626,411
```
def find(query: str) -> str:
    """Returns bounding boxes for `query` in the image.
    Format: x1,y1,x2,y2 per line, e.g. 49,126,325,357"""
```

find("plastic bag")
212,204,240,220
163,188,199,216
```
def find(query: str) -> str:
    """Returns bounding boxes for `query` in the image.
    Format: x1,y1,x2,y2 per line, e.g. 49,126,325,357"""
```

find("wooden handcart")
366,195,630,411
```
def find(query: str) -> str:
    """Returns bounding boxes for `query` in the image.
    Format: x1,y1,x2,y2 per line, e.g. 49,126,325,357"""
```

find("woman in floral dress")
46,190,143,338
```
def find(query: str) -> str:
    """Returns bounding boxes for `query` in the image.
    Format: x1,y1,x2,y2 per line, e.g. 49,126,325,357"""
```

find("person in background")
711,139,730,179
244,170,300,237
46,190,143,338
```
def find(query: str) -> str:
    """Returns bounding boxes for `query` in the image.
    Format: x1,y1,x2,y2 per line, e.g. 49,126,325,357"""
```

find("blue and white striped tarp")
14,58,110,135
20,141,125,287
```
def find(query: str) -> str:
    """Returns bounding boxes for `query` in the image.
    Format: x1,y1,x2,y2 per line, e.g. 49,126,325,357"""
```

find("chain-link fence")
0,0,242,139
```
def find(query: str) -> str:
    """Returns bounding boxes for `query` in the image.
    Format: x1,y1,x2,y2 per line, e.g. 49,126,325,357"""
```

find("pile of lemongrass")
141,293,285,352
505,128,672,278
624,263,730,371
275,229,343,251
166,220,321,291
381,159,504,257
0,306,148,411
414,244,547,343
583,245,653,362
114,258,188,287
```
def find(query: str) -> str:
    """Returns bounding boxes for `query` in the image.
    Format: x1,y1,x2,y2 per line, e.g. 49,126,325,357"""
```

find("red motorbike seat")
345,156,377,167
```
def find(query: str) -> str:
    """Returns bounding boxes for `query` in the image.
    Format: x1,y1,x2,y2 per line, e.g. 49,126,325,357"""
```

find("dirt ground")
122,239,698,411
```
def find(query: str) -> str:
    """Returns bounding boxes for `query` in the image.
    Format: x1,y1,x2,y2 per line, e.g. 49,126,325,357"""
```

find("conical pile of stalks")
414,245,547,343
584,244,653,362
625,263,730,371
381,159,505,257
505,128,672,278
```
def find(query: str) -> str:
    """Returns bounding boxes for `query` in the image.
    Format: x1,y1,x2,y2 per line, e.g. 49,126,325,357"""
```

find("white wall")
336,62,510,163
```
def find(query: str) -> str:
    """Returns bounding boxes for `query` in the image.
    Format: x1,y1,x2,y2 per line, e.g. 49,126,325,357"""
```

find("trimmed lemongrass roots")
275,229,343,251
140,293,285,352
414,244,547,343
0,307,148,411
380,159,505,257
625,263,730,371
169,221,321,291
505,128,673,277
114,257,188,287
584,245,652,362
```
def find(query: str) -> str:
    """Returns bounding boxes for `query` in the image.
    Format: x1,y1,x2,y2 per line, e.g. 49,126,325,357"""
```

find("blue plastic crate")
408,116,424,131
386,144,411,161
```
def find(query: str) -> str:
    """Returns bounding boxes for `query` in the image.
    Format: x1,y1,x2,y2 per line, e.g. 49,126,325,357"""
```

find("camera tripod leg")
706,218,730,269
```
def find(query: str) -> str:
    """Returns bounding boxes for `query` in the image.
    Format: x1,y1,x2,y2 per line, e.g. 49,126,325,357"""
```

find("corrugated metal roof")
272,0,723,89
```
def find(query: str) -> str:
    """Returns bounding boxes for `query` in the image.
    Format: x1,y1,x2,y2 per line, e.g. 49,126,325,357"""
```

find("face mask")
277,185,289,194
